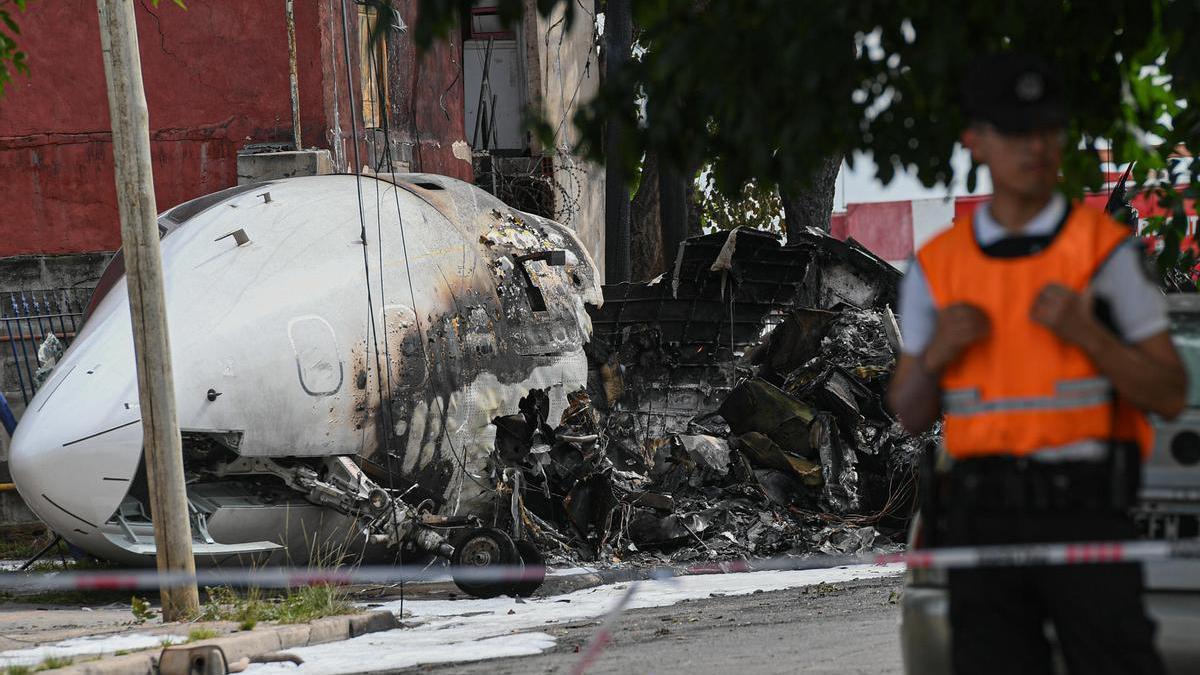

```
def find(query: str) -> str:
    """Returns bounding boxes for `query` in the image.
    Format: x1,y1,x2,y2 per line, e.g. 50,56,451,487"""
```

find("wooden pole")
95,0,199,621
286,0,302,150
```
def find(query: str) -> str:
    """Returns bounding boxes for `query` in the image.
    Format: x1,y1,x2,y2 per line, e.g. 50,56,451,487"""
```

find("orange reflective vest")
916,204,1152,459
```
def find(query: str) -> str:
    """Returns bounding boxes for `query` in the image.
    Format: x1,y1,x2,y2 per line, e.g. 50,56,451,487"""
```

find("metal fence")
0,288,94,405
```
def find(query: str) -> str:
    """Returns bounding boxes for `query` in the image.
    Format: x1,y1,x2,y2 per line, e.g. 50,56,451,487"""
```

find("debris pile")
489,228,940,564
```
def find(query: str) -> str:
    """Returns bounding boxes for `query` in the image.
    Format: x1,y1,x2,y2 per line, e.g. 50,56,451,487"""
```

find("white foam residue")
247,563,902,674
0,633,187,668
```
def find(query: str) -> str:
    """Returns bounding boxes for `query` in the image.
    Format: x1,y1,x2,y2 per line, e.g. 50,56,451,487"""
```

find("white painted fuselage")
8,174,600,565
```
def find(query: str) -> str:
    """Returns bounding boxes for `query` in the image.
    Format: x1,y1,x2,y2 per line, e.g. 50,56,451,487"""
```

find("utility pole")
286,0,302,150
96,0,199,621
604,0,632,283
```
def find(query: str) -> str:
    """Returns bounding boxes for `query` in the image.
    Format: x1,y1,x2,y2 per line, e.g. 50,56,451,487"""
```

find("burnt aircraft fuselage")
8,173,600,565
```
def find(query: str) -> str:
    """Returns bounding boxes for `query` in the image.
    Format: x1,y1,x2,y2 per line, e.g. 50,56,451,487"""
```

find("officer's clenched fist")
1030,282,1095,346
922,303,991,375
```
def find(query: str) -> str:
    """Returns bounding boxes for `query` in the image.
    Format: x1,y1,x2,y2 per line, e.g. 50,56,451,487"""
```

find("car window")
1170,309,1200,408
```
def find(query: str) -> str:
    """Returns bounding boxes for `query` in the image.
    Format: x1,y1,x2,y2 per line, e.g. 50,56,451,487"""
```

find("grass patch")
37,655,72,671
22,557,113,574
130,596,156,624
0,528,51,560
198,583,353,626
273,584,354,624
0,590,131,607
1,654,92,674
0,543,123,608
186,627,219,642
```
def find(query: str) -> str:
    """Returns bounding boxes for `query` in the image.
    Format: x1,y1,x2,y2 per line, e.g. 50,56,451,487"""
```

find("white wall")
838,146,992,207
535,3,605,275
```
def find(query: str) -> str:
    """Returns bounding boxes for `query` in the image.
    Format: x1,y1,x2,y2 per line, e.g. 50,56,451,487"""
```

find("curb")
50,611,399,675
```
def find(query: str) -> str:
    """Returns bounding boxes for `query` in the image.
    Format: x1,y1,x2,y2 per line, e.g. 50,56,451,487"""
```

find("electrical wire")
364,7,501,508
355,1,506,610
338,0,407,574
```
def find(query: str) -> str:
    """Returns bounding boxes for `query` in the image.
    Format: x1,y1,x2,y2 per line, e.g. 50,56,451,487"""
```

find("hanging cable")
339,0,400,492
362,2,490,506
344,14,424,617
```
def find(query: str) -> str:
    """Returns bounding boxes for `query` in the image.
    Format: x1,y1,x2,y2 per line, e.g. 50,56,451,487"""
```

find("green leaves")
0,1,28,98
698,165,784,233
416,1,1200,286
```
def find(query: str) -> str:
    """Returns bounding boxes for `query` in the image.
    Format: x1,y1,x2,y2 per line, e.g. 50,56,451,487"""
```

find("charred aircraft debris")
475,227,939,594
11,172,932,599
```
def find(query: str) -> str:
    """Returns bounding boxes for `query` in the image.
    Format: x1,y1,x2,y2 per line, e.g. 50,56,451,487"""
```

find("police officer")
888,53,1186,675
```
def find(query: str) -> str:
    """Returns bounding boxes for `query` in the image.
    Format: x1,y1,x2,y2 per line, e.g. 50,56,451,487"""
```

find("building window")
469,1,516,40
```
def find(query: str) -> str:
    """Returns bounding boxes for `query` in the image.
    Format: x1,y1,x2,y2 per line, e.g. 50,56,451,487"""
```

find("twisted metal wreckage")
485,227,938,595
9,174,935,598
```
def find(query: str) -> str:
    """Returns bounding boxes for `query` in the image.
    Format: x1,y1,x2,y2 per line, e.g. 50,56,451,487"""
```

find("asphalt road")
399,575,905,675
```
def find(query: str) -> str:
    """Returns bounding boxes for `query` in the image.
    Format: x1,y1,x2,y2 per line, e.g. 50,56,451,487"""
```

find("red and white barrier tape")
570,580,644,675
2,539,1198,593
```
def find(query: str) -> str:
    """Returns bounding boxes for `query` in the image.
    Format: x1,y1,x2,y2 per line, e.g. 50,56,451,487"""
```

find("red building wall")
386,1,471,182
830,200,914,261
0,0,337,257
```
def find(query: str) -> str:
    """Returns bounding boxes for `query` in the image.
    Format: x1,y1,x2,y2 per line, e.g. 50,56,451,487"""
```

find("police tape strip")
2,538,1199,592
569,579,646,675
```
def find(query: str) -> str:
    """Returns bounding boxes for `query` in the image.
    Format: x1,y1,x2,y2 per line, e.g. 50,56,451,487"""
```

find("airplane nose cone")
9,316,144,537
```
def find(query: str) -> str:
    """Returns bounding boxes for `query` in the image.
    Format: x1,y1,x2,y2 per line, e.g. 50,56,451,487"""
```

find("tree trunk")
659,165,688,268
781,154,842,239
603,0,633,282
685,176,704,237
630,153,665,281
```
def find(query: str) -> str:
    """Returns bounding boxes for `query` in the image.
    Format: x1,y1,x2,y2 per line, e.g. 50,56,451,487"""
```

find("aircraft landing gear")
509,539,546,598
450,527,545,598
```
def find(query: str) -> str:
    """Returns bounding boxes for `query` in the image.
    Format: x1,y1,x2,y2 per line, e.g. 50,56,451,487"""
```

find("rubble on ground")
487,227,940,565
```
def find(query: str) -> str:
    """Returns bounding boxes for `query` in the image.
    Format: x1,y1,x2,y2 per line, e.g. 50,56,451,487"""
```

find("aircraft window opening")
413,181,444,191
520,263,548,311
514,250,567,313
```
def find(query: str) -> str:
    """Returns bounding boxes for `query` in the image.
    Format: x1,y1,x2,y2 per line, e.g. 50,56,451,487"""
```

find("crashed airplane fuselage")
9,173,600,572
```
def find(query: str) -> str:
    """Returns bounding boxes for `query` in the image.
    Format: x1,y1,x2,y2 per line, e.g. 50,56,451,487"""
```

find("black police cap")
961,53,1066,134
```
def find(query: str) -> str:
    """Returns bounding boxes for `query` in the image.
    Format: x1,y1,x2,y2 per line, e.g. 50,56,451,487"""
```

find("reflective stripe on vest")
943,377,1112,416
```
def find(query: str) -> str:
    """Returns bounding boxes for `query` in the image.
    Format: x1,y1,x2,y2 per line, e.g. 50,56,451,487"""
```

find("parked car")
901,293,1200,674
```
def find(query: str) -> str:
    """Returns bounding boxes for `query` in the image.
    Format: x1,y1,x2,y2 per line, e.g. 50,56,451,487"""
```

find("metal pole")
95,0,198,621
1,307,29,406
286,0,302,150
16,294,40,398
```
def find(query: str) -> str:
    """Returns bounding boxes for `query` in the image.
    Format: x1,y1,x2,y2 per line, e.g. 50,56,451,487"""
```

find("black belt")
946,456,1116,512
919,444,1142,547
